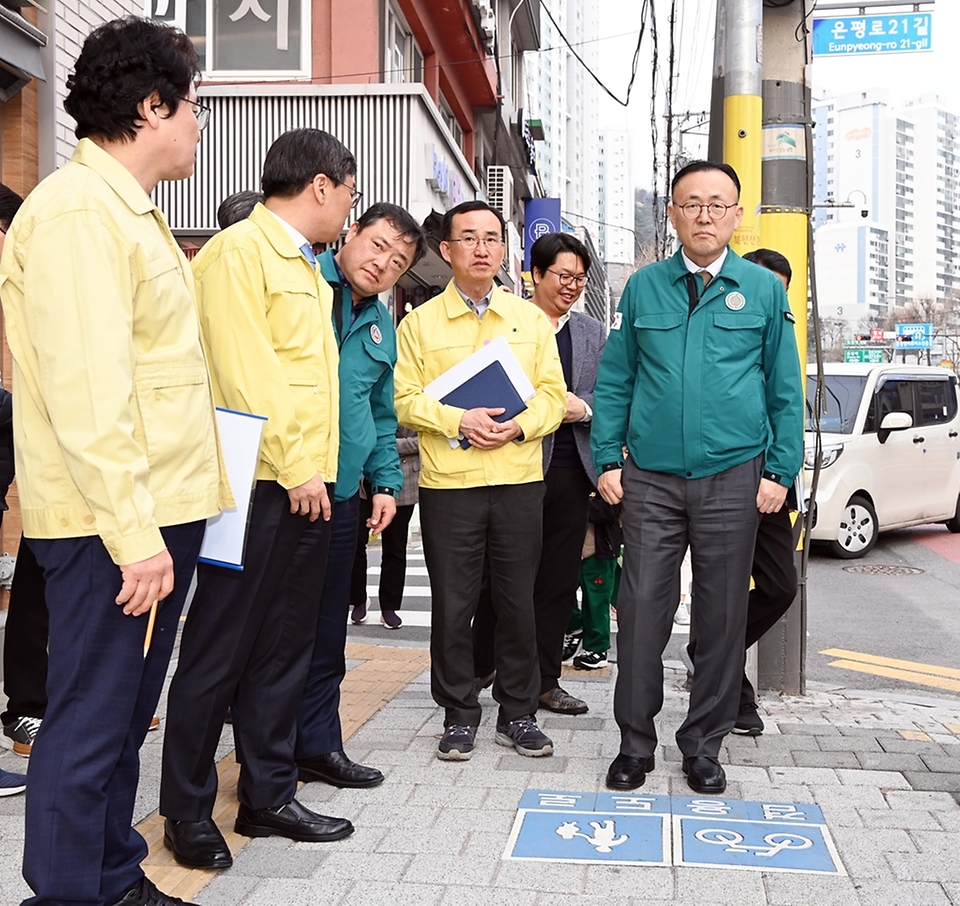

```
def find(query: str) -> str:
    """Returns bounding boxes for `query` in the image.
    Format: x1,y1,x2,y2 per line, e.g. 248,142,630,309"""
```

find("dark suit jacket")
542,310,606,488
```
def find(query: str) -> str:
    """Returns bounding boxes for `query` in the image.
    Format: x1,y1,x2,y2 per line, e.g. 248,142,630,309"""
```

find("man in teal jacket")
296,203,425,789
591,161,803,796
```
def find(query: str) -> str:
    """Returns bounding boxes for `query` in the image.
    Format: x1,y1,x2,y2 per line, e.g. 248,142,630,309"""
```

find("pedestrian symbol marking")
504,790,844,874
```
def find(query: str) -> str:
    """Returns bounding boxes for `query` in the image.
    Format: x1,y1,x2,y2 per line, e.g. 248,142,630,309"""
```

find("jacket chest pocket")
633,313,684,358
711,313,765,360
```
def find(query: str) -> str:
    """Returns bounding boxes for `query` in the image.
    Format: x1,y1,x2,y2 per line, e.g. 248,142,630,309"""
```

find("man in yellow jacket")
0,19,228,906
160,129,358,868
395,200,566,761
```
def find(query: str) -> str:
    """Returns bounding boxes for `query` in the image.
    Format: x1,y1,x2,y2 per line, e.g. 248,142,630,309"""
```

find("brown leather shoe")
538,686,589,715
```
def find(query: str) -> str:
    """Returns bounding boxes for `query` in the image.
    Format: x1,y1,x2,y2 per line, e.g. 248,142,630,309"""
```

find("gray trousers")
615,455,762,760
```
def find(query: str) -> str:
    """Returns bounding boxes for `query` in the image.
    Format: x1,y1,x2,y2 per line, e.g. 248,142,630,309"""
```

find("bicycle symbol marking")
694,828,814,858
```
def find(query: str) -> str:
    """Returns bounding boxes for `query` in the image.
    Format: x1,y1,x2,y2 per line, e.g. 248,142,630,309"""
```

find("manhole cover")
842,565,924,576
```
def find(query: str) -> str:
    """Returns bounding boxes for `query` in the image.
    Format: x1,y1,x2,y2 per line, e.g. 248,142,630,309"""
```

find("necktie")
698,270,712,293
300,242,316,269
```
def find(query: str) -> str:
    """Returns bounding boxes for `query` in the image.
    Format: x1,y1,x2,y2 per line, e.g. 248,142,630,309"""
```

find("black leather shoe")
682,755,727,794
297,750,384,788
163,817,232,869
111,875,198,905
235,798,354,842
605,753,656,790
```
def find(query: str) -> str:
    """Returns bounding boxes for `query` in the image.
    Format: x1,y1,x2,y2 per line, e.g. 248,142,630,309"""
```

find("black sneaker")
2,716,41,757
495,715,553,757
561,629,583,662
437,725,477,760
572,650,608,670
733,701,764,736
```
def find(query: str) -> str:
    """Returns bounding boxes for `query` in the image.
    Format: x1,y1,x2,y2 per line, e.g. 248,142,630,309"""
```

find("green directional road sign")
844,348,885,364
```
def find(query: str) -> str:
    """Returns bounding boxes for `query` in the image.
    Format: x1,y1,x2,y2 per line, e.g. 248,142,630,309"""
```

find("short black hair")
217,190,263,230
0,184,24,232
743,248,793,288
64,17,200,142
261,129,357,200
529,232,591,280
671,160,742,200
440,200,506,242
356,202,428,266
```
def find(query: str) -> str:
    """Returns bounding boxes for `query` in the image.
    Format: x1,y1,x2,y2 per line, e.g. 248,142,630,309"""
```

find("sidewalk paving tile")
853,880,952,906
762,873,862,905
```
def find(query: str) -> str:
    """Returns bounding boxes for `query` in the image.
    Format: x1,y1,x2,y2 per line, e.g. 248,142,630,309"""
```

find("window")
864,379,915,434
146,0,309,77
917,380,958,427
384,1,423,84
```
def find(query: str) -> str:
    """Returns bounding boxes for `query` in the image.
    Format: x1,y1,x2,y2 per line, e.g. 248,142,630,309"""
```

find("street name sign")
812,14,932,56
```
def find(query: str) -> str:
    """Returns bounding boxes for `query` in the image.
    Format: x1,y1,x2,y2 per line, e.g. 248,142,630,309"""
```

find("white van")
805,363,960,558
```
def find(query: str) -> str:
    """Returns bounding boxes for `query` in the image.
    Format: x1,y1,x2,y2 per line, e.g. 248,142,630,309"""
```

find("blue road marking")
676,817,843,874
506,810,669,865
507,791,844,874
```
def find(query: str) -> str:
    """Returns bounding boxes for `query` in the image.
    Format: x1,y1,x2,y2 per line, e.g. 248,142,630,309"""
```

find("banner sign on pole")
524,198,562,271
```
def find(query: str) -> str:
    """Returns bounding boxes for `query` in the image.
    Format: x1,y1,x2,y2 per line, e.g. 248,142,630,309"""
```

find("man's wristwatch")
600,462,623,473
373,486,396,497
761,470,782,486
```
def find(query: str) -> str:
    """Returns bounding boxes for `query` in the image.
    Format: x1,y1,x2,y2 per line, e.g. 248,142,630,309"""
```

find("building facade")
147,0,542,299
813,89,959,327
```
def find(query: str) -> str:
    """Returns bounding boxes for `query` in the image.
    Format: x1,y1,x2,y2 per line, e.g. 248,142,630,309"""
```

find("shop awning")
0,5,46,83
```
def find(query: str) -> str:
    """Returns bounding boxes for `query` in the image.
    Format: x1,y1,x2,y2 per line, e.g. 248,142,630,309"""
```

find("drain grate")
842,564,924,576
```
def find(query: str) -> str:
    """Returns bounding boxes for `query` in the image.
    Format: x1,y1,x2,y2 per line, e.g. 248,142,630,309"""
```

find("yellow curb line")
139,642,430,900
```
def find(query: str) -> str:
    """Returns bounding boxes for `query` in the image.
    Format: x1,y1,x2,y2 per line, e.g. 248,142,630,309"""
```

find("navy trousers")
23,522,204,906
296,494,359,759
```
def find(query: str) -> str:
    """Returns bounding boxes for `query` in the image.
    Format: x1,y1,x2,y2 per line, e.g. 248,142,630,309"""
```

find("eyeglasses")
447,236,505,250
675,202,739,220
179,97,211,132
343,183,363,209
547,269,587,287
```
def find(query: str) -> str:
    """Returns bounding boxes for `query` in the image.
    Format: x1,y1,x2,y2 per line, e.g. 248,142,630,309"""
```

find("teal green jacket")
591,248,803,486
319,250,402,503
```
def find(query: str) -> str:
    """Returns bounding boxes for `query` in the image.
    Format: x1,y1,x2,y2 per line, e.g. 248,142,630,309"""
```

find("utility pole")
758,0,811,696
722,0,763,254
709,0,809,696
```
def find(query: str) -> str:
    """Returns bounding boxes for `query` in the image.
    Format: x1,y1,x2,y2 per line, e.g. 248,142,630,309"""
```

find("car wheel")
828,495,879,559
946,494,960,533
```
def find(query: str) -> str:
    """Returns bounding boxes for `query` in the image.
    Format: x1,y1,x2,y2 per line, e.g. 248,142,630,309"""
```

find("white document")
423,335,536,448
199,407,267,570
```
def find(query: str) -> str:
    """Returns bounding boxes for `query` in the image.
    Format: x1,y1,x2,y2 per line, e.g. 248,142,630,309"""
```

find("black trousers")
688,504,798,706
1,535,48,724
160,480,333,819
351,494,415,611
616,457,761,760
420,482,544,726
472,465,592,693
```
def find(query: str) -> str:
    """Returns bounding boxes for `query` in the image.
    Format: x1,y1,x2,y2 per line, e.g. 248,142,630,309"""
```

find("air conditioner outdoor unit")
486,166,514,224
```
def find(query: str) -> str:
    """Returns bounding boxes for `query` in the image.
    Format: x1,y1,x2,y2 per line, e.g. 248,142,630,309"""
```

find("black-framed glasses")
447,236,505,250
152,96,211,131
547,269,587,287
675,202,738,220
344,183,363,209
179,97,211,131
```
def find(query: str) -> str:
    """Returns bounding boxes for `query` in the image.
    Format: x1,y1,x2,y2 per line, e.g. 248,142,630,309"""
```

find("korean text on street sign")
895,322,934,350
812,14,932,57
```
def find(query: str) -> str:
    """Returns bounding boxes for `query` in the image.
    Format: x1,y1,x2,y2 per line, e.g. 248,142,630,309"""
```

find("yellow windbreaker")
0,139,229,565
394,281,565,489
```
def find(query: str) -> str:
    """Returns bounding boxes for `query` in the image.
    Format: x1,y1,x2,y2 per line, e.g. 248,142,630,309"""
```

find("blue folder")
441,360,528,449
